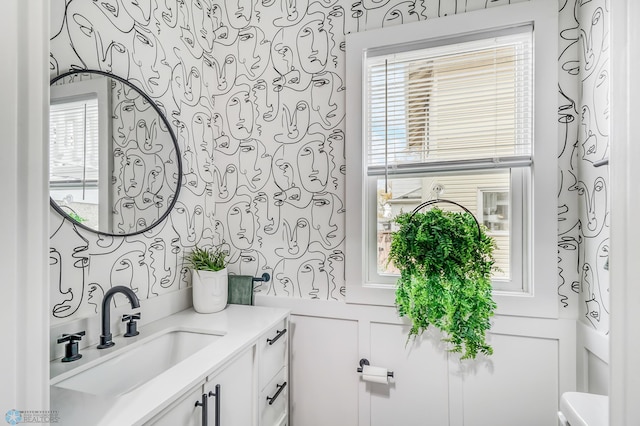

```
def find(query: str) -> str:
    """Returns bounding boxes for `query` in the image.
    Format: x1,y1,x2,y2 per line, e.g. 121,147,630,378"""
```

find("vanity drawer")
259,319,288,389
260,367,288,426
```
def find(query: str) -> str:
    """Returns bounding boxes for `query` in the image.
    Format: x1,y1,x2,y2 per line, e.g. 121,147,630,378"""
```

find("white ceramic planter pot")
191,268,228,313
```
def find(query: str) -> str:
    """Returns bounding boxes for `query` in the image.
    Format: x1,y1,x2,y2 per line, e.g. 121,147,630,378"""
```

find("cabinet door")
146,385,204,426
206,347,255,426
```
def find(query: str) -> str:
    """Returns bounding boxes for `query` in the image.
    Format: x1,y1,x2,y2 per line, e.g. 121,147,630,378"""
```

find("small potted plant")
185,245,228,313
389,207,497,359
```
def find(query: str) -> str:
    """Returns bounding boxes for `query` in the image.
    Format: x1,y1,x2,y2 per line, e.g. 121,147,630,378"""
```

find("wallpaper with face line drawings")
49,0,609,332
557,0,610,333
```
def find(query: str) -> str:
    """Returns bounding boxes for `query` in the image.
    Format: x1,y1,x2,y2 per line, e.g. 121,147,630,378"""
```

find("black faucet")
97,286,140,349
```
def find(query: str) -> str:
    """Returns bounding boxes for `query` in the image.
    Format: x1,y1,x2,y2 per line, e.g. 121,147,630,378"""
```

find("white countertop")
50,304,289,426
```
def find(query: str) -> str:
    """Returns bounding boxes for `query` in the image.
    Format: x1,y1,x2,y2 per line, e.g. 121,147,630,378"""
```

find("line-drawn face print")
202,54,237,97
239,139,272,190
110,250,147,298
254,191,281,237
144,164,166,205
191,111,216,183
276,218,311,258
170,201,205,247
271,30,295,75
237,26,271,80
123,0,152,25
67,3,131,71
94,0,130,30
114,197,138,233
558,228,582,291
580,105,600,163
123,153,147,198
252,79,280,132
131,26,171,96
273,258,294,296
149,237,175,291
171,62,202,107
579,6,605,77
135,117,159,153
596,239,610,312
594,59,610,137
327,249,345,299
382,1,421,26
153,0,180,29
214,164,239,201
570,176,608,237
275,100,311,144
273,0,308,27
179,20,202,59
192,0,216,51
210,112,238,155
114,98,137,148
50,224,89,318
224,0,253,29
311,71,345,129
327,128,345,188
296,16,329,74
227,197,256,250
311,192,344,248
297,254,329,299
326,6,349,66
298,139,329,192
226,87,255,140
273,155,295,191
234,249,268,277
270,29,311,91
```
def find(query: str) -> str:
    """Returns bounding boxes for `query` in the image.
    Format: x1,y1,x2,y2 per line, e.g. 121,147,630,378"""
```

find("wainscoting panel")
257,296,576,426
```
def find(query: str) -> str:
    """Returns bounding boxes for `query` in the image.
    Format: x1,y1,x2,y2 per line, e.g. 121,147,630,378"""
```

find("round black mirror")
49,70,182,236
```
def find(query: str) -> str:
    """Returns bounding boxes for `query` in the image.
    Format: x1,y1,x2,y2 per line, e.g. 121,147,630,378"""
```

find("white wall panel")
369,322,449,426
289,315,359,426
258,297,575,426
460,334,558,426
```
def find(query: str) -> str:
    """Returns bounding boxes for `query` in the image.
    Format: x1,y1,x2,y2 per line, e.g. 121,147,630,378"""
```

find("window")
346,1,558,317
50,76,112,231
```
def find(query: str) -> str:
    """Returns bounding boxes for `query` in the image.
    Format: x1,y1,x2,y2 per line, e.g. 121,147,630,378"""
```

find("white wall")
0,0,50,416
609,0,640,422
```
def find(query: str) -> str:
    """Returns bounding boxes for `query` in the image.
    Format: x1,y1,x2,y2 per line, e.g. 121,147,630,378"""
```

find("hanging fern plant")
389,208,497,359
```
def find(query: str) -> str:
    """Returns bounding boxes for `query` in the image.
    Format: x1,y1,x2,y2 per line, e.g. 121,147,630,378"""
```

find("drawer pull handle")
267,381,287,405
267,328,287,345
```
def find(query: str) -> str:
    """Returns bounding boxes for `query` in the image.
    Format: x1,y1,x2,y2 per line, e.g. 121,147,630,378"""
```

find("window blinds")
49,97,100,185
365,27,533,176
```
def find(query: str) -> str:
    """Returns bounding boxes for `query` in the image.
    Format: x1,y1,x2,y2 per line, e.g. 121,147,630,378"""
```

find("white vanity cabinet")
258,320,289,426
204,347,255,426
146,316,289,426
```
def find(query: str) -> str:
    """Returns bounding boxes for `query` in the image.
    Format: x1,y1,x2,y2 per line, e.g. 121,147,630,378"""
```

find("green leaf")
389,208,497,360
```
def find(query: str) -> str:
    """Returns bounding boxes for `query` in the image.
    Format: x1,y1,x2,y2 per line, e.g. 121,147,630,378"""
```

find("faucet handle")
122,313,141,337
57,331,85,362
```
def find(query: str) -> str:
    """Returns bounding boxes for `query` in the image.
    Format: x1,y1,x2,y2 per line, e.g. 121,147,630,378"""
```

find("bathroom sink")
53,329,223,397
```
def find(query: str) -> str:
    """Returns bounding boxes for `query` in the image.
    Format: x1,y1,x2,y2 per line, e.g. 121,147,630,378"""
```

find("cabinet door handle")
209,384,220,426
266,381,287,405
195,393,208,426
267,328,287,345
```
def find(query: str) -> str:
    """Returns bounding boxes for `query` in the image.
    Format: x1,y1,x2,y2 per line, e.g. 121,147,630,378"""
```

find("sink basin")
54,330,222,397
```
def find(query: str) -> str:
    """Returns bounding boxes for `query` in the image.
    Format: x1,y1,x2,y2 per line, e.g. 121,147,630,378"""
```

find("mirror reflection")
49,70,181,235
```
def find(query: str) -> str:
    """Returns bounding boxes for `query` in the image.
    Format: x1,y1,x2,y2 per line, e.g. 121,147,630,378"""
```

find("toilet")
558,392,608,426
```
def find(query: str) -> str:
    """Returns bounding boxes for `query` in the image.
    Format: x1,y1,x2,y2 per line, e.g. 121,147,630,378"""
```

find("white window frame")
345,0,558,318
